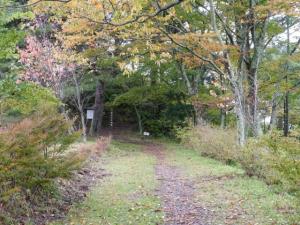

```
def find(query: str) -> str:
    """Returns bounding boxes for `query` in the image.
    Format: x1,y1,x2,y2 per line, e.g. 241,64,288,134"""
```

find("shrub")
77,136,112,157
0,79,59,121
177,125,300,195
0,107,81,223
95,136,112,154
177,125,238,164
240,133,300,193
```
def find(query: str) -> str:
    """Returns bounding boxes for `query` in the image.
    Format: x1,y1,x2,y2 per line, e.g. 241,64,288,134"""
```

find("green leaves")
0,28,24,60
0,107,80,198
113,85,180,107
0,78,59,120
0,0,33,73
266,21,284,37
0,9,34,26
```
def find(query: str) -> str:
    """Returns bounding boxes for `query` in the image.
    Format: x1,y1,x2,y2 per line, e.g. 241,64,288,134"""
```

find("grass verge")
165,142,299,225
52,140,163,225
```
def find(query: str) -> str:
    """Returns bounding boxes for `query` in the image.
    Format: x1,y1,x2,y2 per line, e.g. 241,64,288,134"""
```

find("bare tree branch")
290,37,300,55
86,0,185,27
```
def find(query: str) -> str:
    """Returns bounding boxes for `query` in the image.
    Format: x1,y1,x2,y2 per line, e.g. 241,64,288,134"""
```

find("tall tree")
30,0,300,144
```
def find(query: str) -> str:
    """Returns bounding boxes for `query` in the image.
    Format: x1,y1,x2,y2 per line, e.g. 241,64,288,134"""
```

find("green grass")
165,142,300,225
165,142,244,178
53,141,163,225
51,139,299,225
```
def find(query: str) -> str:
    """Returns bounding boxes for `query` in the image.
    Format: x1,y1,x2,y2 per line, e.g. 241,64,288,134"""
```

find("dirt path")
47,139,299,225
145,143,213,225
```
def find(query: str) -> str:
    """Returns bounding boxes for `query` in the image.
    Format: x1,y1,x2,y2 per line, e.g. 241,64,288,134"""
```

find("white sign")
143,131,150,136
87,110,94,120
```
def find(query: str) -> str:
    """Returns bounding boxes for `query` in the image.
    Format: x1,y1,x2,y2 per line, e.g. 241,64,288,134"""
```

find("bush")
241,133,300,194
0,79,59,121
78,136,112,157
177,125,238,164
0,108,81,223
177,125,300,195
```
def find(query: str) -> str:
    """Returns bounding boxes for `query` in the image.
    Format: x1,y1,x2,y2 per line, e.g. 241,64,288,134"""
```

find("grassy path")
53,139,299,225
145,143,212,225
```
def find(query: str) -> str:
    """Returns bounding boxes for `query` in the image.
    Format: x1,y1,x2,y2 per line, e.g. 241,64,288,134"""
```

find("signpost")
86,109,94,120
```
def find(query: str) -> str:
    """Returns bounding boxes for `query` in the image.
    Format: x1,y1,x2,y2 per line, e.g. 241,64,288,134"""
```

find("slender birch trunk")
209,0,247,145
72,72,87,142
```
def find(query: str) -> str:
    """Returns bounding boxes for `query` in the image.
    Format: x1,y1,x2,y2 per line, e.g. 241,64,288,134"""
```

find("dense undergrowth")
0,108,83,224
177,126,300,197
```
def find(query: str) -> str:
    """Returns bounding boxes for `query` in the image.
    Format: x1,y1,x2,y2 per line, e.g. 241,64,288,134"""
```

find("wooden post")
110,109,113,128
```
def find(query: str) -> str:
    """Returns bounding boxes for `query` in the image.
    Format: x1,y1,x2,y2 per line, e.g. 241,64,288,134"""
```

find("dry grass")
74,135,112,159
177,125,238,164
94,136,112,155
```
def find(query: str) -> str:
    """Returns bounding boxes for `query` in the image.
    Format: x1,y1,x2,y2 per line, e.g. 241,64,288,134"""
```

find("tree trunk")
247,67,261,136
269,105,277,131
283,91,289,136
79,106,87,142
228,67,247,146
283,16,290,137
244,0,269,137
246,30,265,137
134,105,143,135
269,87,280,131
91,80,105,136
220,109,226,129
209,0,247,145
236,94,246,146
220,73,226,129
73,72,87,142
178,61,204,126
232,72,247,146
60,105,75,133
237,108,246,146
179,62,193,95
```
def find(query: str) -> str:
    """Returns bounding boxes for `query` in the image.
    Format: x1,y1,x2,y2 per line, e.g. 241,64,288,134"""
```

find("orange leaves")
167,32,228,69
90,0,103,10
171,32,225,52
256,0,300,15
177,53,205,68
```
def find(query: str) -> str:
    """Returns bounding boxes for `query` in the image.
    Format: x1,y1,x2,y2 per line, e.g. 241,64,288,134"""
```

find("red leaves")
19,36,72,97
